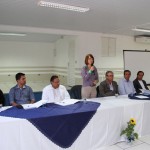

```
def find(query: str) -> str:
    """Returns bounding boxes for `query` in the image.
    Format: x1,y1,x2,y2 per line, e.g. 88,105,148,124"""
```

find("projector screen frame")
123,50,150,85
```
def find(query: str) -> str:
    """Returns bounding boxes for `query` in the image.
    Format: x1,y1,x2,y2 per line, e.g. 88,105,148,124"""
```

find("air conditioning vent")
135,35,150,44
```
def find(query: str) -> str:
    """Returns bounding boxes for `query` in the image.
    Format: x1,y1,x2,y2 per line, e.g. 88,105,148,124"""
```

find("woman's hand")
93,80,98,85
90,66,95,71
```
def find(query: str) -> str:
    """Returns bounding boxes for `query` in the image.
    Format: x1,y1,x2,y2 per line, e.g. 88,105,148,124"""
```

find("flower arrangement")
120,118,138,142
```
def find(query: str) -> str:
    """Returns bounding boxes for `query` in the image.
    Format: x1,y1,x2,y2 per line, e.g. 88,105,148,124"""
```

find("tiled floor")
100,135,150,150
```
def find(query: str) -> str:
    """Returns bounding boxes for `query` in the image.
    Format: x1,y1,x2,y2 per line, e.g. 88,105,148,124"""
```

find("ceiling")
0,0,150,42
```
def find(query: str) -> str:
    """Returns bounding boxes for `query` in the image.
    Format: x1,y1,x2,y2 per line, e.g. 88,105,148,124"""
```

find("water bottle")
0,104,2,112
82,98,87,103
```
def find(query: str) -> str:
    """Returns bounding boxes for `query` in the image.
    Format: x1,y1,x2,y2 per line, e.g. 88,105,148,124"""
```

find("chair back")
70,85,82,99
96,86,100,97
0,90,5,106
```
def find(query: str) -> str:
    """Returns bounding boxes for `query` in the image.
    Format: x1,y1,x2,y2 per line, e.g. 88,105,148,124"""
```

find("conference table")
0,95,150,150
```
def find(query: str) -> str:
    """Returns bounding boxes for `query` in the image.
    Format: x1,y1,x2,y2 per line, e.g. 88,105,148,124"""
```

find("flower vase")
126,134,135,144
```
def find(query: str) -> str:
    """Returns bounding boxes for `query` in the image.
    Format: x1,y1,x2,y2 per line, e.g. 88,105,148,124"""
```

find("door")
67,40,75,87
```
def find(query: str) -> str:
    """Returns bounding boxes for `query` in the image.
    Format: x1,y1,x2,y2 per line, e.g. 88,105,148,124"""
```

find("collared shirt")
9,85,35,104
109,82,114,91
42,84,70,103
81,66,99,87
138,80,146,90
53,88,62,101
118,78,136,95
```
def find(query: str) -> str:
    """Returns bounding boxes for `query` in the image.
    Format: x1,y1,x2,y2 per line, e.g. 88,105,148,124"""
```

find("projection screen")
123,50,150,84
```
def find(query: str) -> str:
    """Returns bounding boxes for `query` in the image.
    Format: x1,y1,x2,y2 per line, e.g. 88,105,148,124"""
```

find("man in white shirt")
42,75,70,103
133,71,149,94
118,70,136,95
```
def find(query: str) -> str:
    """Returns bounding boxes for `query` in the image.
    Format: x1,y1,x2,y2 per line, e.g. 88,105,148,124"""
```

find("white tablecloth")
0,95,150,150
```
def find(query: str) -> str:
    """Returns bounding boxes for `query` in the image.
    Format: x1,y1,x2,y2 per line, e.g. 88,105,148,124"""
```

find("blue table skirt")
0,101,100,148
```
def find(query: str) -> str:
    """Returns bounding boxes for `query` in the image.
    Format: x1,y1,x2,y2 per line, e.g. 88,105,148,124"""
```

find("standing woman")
81,54,99,99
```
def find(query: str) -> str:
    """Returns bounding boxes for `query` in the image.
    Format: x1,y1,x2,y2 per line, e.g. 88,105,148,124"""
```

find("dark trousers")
0,90,5,106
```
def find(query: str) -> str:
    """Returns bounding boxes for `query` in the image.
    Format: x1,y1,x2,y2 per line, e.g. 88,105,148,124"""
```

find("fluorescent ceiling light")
132,28,150,33
38,1,90,12
0,33,26,36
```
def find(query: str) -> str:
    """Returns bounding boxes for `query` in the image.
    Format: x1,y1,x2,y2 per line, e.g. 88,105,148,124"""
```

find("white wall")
1,25,150,70
1,33,150,72
53,38,69,67
1,27,150,90
0,41,54,67
0,41,55,92
75,33,150,69
46,31,150,85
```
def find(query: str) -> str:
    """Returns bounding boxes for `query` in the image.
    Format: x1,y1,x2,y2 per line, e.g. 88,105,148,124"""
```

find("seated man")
9,73,35,106
42,75,70,102
0,89,5,106
99,71,118,97
118,70,136,95
133,71,149,94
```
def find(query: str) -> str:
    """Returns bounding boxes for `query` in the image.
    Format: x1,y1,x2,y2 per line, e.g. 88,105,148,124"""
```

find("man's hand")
30,100,35,104
11,102,18,106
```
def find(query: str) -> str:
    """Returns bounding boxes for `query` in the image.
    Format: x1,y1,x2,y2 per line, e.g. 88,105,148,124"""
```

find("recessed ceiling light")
132,28,150,33
0,33,26,36
38,1,90,13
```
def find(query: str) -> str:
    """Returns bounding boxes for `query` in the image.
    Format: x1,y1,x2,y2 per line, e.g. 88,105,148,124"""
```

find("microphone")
91,66,94,71
16,104,23,109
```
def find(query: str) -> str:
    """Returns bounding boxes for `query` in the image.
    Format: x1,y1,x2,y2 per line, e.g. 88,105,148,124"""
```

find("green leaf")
133,133,138,139
120,130,126,136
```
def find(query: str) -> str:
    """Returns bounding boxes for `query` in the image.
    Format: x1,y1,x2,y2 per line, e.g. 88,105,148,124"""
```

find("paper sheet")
22,100,47,109
55,99,80,106
135,95,149,99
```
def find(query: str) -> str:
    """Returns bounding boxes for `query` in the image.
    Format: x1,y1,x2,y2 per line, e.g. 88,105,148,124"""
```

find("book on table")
22,100,47,109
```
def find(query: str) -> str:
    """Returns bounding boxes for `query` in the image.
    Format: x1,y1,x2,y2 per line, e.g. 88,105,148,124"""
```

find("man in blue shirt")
9,73,35,106
118,70,136,95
